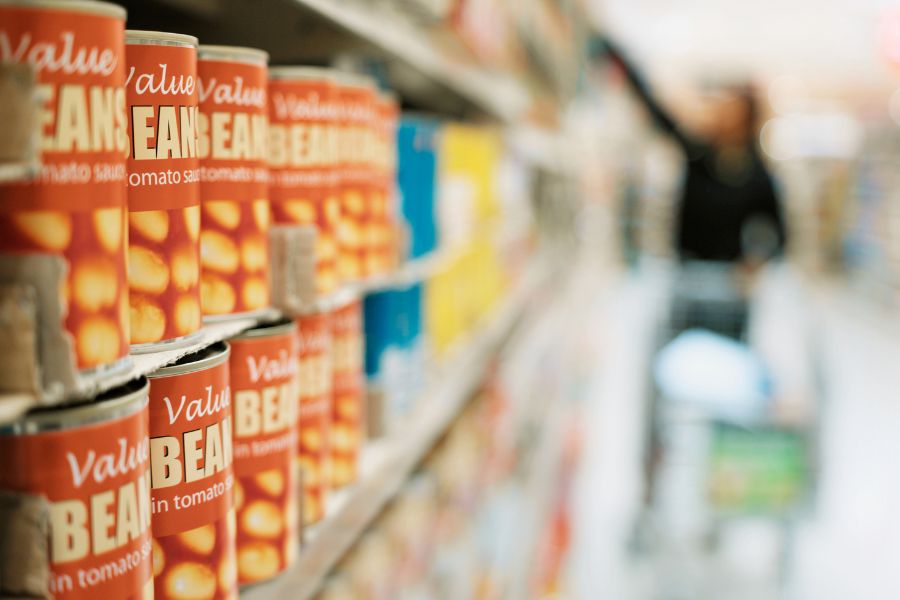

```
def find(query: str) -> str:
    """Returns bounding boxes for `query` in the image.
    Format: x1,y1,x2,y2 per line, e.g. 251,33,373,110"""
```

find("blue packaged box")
397,116,440,259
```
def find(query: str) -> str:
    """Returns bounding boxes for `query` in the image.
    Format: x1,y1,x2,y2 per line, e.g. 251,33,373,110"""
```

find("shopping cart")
634,261,815,595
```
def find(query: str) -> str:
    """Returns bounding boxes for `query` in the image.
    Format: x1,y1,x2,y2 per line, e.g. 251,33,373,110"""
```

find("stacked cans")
0,3,405,596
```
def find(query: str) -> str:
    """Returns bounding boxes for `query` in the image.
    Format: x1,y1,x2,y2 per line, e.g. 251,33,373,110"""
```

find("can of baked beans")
197,45,271,320
268,67,340,296
330,298,364,488
0,377,152,599
147,342,236,600
365,91,398,277
295,311,332,524
0,0,130,373
228,319,300,585
333,73,377,285
126,30,203,352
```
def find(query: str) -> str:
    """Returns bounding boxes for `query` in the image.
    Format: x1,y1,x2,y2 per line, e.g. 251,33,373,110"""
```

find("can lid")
232,317,297,340
198,44,269,65
0,0,126,18
148,341,230,378
2,377,149,435
126,30,198,48
269,66,337,82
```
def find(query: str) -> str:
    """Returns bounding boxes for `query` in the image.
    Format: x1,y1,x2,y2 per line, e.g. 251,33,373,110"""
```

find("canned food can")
330,299,364,488
365,92,398,278
197,45,271,320
126,30,204,352
268,67,340,296
295,311,332,524
0,0,130,372
333,73,377,284
0,377,152,599
146,342,237,600
228,319,300,584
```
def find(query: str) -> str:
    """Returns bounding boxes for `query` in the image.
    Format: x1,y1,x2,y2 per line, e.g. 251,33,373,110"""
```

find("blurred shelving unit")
243,258,552,600
287,0,531,123
1,1,590,597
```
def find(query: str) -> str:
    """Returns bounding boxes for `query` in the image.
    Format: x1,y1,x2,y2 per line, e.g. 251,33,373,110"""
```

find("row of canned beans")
0,0,399,371
0,302,365,600
1,0,382,597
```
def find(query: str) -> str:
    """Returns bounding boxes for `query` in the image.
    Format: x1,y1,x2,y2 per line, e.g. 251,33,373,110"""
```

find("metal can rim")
2,377,149,435
0,0,126,19
269,66,337,82
148,341,230,379
198,44,269,65
232,318,297,340
126,29,198,48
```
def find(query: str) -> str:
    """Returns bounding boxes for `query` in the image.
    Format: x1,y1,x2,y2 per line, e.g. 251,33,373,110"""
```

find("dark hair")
728,84,759,134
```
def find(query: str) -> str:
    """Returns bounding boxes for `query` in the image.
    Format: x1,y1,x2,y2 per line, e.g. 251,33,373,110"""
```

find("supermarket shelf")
242,258,549,600
73,309,281,401
287,0,531,123
354,249,450,295
0,249,468,423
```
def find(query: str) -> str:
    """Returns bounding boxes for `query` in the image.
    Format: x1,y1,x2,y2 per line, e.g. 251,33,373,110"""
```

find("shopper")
597,37,787,266
597,37,787,342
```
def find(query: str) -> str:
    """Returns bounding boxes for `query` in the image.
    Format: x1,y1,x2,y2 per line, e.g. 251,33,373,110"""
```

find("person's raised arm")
598,37,696,153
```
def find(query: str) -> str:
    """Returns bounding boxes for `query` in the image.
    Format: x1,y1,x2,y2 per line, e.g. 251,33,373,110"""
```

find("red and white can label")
0,404,153,599
229,328,300,584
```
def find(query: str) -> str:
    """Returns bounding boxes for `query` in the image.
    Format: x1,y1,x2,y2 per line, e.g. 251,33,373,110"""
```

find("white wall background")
590,0,900,101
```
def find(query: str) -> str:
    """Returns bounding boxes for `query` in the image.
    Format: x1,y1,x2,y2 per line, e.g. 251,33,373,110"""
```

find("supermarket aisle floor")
785,289,900,600
562,266,663,600
562,265,900,600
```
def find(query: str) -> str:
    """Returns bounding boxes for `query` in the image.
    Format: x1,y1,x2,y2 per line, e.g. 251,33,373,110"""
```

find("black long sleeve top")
602,39,786,262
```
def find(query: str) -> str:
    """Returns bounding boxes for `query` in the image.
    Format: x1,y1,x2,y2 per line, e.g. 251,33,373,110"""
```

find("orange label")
335,82,377,284
197,57,271,317
126,42,200,212
196,58,268,202
0,6,128,213
126,41,202,345
0,401,153,599
229,328,300,584
269,77,340,295
295,312,332,524
0,5,129,369
148,355,236,599
330,301,363,488
148,357,233,537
